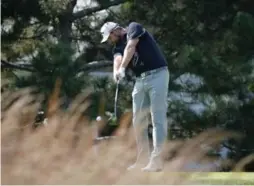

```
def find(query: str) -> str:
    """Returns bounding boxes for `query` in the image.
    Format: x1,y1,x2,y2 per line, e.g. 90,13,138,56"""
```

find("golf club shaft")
114,81,119,118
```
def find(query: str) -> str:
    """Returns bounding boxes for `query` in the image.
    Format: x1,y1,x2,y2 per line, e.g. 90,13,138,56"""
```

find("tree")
1,0,131,114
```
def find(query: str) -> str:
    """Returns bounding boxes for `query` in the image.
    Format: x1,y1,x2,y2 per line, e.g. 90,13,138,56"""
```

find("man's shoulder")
128,21,143,29
127,21,146,39
112,45,120,54
128,21,141,26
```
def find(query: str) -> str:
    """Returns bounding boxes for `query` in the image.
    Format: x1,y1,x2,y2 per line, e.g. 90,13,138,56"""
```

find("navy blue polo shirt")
113,22,167,76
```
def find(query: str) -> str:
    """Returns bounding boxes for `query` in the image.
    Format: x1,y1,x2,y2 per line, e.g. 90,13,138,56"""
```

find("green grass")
189,172,254,185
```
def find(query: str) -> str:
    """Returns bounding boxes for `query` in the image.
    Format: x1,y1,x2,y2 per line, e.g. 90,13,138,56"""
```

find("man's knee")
150,109,167,127
132,110,149,126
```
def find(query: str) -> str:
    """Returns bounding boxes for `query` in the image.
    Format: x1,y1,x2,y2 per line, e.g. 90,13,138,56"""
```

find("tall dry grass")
1,82,252,185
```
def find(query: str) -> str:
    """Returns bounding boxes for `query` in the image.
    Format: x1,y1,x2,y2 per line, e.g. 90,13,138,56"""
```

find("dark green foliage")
16,42,88,102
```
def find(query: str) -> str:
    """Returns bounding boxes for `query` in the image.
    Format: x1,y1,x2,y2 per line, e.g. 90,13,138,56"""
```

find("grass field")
106,172,254,185
1,86,253,185
189,172,254,185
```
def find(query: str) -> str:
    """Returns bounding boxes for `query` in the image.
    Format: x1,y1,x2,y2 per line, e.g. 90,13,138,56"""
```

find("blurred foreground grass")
1,84,253,185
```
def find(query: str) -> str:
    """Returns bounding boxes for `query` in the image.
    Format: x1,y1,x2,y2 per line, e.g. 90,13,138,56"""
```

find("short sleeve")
127,22,146,40
112,47,123,58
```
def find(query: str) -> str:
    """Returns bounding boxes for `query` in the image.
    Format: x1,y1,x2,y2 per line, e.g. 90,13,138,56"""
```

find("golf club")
105,79,119,125
93,80,120,154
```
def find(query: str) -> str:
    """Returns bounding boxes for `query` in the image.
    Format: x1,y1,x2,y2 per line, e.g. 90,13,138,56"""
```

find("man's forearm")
113,55,122,72
114,60,121,73
120,45,135,69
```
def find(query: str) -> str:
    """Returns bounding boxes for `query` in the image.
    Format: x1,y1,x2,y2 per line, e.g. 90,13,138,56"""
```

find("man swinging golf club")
100,21,169,172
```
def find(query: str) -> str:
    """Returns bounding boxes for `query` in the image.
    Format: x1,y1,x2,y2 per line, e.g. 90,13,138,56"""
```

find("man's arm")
113,54,122,75
120,22,146,69
120,39,138,69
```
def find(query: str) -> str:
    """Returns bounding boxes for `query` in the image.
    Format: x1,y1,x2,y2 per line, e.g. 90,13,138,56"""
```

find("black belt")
136,66,168,78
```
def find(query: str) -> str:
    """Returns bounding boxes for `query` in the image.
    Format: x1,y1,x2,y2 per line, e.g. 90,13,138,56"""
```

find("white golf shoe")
127,162,146,171
141,158,163,172
127,163,138,170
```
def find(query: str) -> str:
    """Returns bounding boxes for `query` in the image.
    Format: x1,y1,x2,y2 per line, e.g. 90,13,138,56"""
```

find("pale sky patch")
73,0,97,12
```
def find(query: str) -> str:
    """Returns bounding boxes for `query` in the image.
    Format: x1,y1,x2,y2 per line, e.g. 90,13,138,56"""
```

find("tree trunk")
58,0,77,44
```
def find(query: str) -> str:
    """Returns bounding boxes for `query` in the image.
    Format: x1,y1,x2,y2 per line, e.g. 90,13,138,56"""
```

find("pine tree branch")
1,60,35,72
71,0,128,21
1,60,112,73
78,60,112,72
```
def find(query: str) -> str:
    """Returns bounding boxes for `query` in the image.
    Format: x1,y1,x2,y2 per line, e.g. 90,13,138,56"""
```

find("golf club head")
105,112,118,126
108,115,118,126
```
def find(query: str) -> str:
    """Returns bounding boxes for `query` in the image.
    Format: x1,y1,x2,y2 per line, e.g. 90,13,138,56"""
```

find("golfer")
100,21,169,172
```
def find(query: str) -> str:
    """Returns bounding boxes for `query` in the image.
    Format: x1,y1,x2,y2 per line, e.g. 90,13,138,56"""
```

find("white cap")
100,22,119,43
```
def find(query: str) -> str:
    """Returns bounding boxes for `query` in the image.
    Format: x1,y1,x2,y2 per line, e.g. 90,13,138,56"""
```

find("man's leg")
142,68,169,171
128,79,150,170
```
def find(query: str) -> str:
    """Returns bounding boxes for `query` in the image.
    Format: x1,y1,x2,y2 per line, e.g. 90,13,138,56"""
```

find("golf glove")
115,67,125,81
